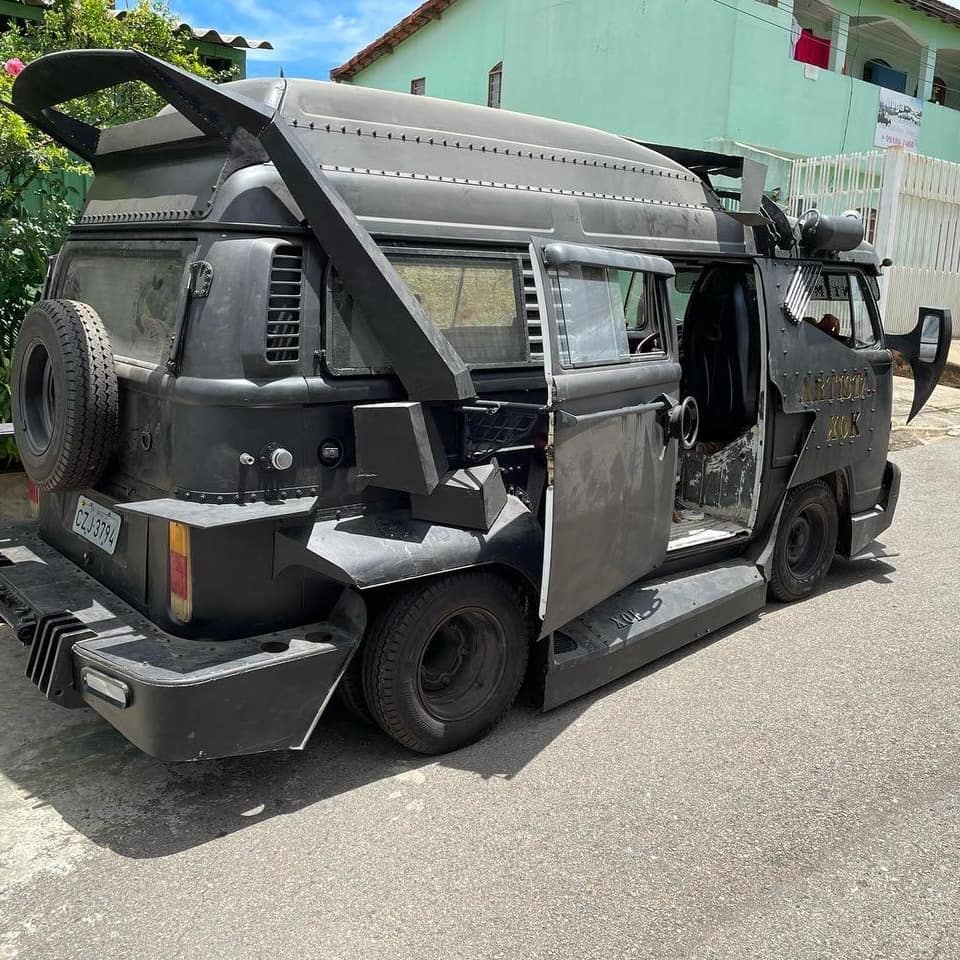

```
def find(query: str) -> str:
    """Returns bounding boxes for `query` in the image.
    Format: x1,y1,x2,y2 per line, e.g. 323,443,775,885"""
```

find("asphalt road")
1,436,959,960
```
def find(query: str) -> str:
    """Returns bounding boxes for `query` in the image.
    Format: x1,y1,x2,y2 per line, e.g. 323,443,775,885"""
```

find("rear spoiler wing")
632,141,770,228
10,50,474,404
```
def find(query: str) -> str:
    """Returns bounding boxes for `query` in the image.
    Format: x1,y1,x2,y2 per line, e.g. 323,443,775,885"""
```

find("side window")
552,264,667,368
849,273,879,348
327,254,528,374
803,271,878,349
622,270,660,335
671,267,702,328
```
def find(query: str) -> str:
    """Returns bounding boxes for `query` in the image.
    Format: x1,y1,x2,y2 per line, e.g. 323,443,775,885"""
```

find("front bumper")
0,522,366,761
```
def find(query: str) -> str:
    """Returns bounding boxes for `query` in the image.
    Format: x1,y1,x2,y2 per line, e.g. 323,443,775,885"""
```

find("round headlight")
269,446,294,471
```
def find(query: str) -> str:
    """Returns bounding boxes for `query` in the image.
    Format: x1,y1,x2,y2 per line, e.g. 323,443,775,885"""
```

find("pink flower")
4,58,25,78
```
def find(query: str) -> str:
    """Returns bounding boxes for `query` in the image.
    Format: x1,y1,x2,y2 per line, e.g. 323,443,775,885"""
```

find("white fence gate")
788,148,960,335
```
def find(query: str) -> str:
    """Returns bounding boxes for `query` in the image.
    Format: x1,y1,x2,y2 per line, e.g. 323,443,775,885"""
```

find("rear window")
57,241,194,366
327,253,528,374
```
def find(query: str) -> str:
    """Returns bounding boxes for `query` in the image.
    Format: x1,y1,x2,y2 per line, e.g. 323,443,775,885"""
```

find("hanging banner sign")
875,87,923,151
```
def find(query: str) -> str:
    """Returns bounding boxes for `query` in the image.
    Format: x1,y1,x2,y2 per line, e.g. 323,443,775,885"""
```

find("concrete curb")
893,356,960,389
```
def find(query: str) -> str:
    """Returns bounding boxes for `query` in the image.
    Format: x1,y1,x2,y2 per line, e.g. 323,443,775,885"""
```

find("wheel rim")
19,340,56,456
418,607,508,723
785,503,828,579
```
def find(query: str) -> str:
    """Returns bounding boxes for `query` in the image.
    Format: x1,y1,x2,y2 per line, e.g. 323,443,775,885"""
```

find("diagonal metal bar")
12,50,475,403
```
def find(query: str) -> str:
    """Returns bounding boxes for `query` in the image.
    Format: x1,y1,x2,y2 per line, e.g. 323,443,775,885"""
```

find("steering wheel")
635,330,661,354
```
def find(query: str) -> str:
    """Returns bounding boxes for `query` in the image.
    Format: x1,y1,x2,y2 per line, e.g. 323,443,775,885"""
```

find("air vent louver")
265,245,304,363
521,258,543,363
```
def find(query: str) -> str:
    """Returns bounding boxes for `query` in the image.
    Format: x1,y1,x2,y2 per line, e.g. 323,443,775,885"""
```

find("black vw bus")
0,51,951,760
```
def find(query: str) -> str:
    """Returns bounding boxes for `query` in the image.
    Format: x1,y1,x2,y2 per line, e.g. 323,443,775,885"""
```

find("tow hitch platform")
0,524,365,760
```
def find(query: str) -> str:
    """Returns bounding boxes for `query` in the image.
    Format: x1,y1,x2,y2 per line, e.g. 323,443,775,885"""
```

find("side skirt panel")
542,560,767,710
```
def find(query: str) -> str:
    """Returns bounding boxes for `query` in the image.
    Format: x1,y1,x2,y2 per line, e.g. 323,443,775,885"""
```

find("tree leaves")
0,0,225,464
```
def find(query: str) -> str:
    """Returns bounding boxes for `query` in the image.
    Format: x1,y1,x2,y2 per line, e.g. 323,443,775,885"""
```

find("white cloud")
176,0,415,73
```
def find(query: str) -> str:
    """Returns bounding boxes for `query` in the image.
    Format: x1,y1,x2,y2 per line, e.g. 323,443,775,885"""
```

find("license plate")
71,496,121,556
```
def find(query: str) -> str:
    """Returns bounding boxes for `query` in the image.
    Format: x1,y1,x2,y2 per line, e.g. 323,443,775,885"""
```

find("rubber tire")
362,572,529,755
768,480,839,603
11,300,118,492
336,652,373,723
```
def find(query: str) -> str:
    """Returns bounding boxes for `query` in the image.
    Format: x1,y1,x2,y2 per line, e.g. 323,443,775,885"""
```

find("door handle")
556,398,669,427
556,394,699,451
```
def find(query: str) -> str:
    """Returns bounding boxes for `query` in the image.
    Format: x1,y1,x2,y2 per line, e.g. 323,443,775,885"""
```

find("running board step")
543,559,767,710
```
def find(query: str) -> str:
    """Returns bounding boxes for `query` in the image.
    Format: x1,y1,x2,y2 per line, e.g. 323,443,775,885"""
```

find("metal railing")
788,148,960,335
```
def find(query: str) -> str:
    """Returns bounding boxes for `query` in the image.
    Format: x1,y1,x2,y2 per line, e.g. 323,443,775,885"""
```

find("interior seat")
681,266,760,444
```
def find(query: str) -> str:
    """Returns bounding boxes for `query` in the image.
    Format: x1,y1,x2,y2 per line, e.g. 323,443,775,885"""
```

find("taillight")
168,522,192,622
27,480,39,518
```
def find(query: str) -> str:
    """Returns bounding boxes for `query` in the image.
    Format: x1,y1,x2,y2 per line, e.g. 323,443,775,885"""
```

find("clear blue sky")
167,0,417,80
162,0,960,81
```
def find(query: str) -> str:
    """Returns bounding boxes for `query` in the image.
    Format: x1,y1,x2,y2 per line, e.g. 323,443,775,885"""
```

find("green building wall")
345,0,960,195
355,0,507,102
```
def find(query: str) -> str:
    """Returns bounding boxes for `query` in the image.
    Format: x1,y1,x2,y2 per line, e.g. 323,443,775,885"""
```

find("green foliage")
0,0,226,466
0,354,14,467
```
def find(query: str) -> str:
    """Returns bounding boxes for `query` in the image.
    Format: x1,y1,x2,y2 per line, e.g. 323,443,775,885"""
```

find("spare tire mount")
12,299,119,492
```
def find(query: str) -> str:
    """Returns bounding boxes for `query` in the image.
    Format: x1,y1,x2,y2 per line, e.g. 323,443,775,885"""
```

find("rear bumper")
844,460,901,558
0,522,366,761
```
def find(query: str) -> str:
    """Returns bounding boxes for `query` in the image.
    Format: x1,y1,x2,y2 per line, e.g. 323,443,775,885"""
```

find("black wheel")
768,480,839,602
11,300,118,491
362,572,529,754
335,652,372,723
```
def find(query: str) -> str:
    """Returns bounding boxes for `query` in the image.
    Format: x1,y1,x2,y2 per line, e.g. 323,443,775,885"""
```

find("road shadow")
0,550,898,862
821,554,897,595
764,547,898,609
0,609,758,862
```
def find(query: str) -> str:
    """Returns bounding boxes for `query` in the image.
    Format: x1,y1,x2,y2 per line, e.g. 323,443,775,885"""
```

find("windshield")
57,241,194,366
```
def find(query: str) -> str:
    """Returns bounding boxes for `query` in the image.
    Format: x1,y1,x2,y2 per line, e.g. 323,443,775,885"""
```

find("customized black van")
0,51,951,760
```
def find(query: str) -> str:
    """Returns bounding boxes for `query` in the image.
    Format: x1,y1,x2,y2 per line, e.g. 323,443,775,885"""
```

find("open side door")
886,308,953,423
531,239,687,637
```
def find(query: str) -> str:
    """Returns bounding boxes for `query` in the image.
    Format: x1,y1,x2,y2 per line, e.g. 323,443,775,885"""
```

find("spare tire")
11,300,118,492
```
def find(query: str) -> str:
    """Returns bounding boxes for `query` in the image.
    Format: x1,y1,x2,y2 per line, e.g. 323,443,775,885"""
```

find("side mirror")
886,307,953,422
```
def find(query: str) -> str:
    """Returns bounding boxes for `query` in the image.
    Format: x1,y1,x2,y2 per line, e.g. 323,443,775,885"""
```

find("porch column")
875,147,907,320
829,12,850,74
918,46,937,101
